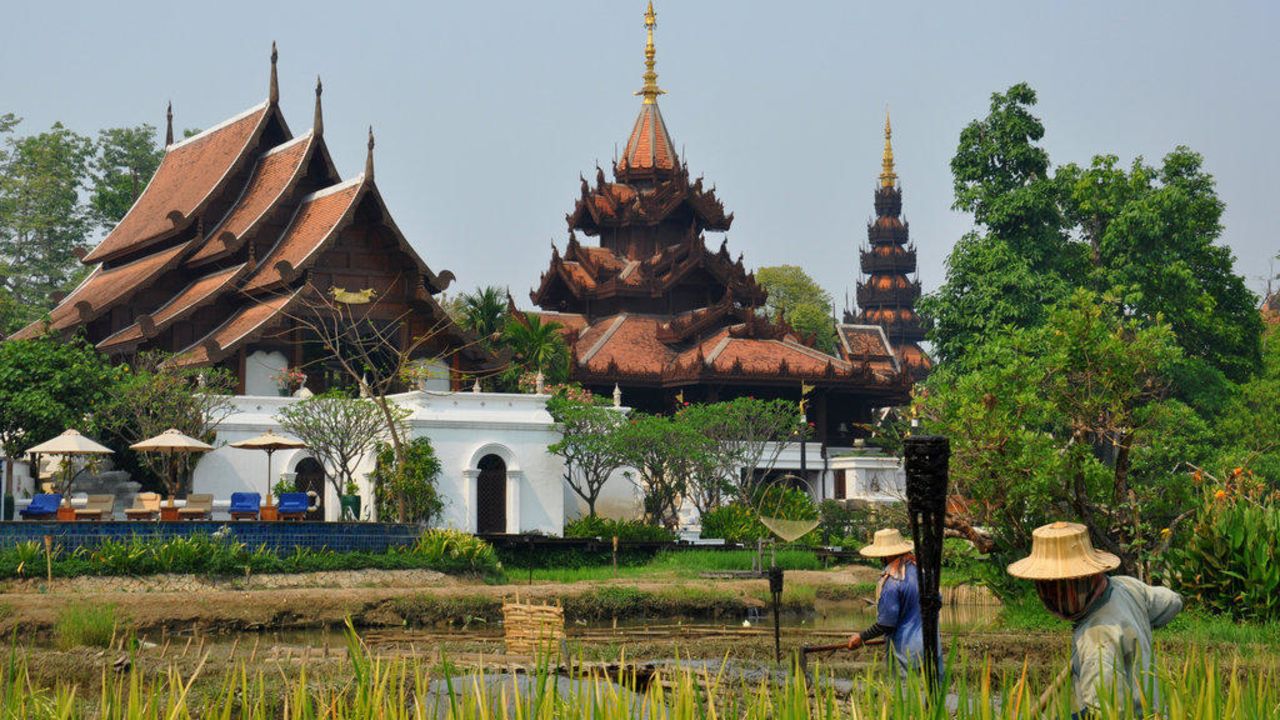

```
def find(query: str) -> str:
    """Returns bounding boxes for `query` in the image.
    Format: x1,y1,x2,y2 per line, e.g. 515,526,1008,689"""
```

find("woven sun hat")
858,528,915,558
1007,521,1121,580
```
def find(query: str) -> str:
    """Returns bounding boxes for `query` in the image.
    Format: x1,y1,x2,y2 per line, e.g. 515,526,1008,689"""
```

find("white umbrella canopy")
130,428,214,452
26,429,114,456
230,431,306,505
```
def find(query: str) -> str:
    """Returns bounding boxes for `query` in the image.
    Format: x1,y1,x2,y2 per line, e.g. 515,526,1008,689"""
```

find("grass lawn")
515,548,825,583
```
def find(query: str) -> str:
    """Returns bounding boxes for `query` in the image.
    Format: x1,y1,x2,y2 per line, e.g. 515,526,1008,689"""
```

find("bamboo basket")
502,597,565,656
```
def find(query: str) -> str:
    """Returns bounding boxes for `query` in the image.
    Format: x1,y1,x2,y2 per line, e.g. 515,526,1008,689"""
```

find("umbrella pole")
266,449,274,506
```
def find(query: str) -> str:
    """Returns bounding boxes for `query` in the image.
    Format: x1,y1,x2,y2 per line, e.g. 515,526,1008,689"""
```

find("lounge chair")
276,492,309,521
177,493,214,521
19,493,61,520
74,494,115,521
228,492,261,521
124,492,161,521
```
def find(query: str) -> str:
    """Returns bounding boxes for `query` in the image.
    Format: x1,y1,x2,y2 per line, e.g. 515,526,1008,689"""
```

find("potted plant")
272,368,307,397
340,479,362,521
263,475,296,522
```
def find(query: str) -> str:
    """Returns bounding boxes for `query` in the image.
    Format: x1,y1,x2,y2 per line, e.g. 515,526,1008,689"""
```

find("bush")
818,500,908,547
54,603,118,649
411,529,501,577
1164,474,1280,622
698,503,768,544
563,515,675,543
370,438,445,524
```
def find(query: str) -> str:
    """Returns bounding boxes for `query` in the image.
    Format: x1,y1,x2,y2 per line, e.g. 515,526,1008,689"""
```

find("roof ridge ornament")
635,2,665,105
880,107,897,188
165,101,174,147
365,126,375,180
313,76,324,137
269,42,280,105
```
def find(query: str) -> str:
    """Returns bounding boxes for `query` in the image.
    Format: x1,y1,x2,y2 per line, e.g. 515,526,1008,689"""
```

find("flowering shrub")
272,367,307,391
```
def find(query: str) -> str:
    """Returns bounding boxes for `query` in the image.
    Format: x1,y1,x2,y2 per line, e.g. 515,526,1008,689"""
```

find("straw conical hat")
859,528,915,558
26,429,114,455
130,428,213,452
1007,521,1120,580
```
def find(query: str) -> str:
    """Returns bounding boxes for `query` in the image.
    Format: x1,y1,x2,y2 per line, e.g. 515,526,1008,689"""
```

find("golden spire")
636,2,665,105
880,107,897,188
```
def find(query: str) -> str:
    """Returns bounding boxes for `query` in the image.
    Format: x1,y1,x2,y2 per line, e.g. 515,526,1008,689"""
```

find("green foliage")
370,437,445,525
277,391,401,502
613,412,709,528
698,503,768,544
0,334,122,467
547,395,626,517
1164,475,1280,622
755,264,837,353
498,314,569,388
562,515,675,542
677,396,805,505
0,118,96,332
817,499,907,548
411,529,502,576
89,124,163,229
453,285,509,342
53,603,117,650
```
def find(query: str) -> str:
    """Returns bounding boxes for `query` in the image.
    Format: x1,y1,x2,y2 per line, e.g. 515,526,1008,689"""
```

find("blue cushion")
20,493,62,517
229,492,261,512
277,492,308,513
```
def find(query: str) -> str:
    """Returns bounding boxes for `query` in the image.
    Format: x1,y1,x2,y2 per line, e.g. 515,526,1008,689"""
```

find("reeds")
2,626,1277,719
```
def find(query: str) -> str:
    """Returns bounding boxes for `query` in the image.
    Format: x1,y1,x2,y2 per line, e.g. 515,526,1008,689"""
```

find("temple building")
12,46,494,393
529,3,911,443
846,114,931,376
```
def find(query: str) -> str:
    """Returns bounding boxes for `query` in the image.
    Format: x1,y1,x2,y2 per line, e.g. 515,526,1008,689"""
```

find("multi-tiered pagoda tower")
529,3,911,442
847,114,930,376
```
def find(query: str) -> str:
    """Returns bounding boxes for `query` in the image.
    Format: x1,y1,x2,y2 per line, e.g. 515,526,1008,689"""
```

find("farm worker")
1008,521,1183,719
846,528,940,677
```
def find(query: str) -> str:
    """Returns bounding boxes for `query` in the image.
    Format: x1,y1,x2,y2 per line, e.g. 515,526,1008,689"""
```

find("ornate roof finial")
365,126,375,180
313,76,324,137
880,106,897,188
165,101,174,147
269,42,280,104
636,1,665,105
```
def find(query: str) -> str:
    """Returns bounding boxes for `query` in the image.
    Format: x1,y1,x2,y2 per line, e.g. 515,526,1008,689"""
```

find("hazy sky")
4,1,1278,308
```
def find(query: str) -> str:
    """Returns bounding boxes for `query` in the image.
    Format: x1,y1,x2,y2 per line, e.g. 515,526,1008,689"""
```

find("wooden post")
612,536,618,577
43,535,52,584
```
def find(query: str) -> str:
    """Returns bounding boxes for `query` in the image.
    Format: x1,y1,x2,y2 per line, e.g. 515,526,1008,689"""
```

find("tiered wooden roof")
527,5,911,414
15,45,490,384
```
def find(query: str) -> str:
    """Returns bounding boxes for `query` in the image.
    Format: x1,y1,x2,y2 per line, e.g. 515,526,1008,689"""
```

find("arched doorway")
294,458,325,521
476,454,506,534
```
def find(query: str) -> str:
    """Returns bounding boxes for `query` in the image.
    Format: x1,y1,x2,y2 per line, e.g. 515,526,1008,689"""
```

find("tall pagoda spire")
880,109,897,188
165,101,174,147
268,41,279,104
636,1,665,105
313,76,324,137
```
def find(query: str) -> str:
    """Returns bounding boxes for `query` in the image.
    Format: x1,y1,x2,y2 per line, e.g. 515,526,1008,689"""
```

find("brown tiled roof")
171,290,298,367
188,133,313,266
577,315,674,374
836,324,896,362
97,264,247,351
83,104,271,264
241,179,363,293
11,241,192,340
618,103,677,175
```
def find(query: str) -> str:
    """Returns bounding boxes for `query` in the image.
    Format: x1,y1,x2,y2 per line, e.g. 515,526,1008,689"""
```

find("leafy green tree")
276,391,406,505
755,265,837,353
94,352,235,495
614,413,709,528
0,119,95,332
1212,321,1280,481
0,334,122,500
500,314,569,385
547,394,626,517
923,290,1186,576
370,437,444,525
677,397,804,505
455,286,509,342
90,125,163,229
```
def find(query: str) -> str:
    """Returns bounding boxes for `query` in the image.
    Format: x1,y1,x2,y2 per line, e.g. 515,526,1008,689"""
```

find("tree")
369,437,444,524
614,413,709,528
0,334,122,500
500,313,569,385
678,397,804,505
0,119,95,332
922,289,1185,575
95,352,236,494
455,286,509,343
277,391,406,505
755,265,837,353
547,394,626,517
90,125,163,229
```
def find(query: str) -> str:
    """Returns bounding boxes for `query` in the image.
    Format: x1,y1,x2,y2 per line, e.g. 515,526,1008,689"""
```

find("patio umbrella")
230,431,306,506
26,429,114,499
130,429,214,507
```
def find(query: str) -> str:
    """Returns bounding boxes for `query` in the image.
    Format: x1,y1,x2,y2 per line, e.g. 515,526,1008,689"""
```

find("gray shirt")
1071,575,1183,714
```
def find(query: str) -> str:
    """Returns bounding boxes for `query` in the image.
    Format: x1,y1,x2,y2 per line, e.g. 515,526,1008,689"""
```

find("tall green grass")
3,623,1277,718
53,603,117,649
523,548,822,583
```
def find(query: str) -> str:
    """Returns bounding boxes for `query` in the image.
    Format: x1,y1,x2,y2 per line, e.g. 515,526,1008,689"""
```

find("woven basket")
502,598,565,656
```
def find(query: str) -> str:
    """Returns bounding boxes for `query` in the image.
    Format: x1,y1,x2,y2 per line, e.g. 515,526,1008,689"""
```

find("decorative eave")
566,170,732,235
96,263,249,353
169,288,303,367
